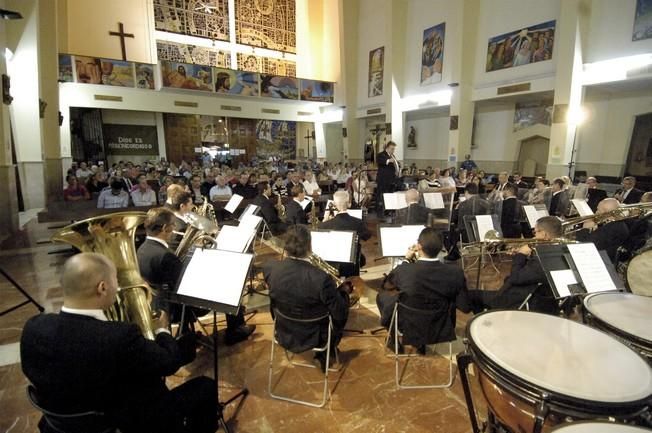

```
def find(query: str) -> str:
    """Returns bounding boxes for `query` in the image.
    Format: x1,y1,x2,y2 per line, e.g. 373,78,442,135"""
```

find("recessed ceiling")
584,77,652,97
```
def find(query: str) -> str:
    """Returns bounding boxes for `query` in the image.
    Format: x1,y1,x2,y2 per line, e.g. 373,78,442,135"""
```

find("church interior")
1,0,652,432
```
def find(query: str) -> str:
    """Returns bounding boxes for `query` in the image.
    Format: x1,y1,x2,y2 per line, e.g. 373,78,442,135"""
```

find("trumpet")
562,202,652,235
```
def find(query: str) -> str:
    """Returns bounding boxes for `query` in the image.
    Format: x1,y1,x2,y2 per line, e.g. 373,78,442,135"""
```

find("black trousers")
376,290,398,328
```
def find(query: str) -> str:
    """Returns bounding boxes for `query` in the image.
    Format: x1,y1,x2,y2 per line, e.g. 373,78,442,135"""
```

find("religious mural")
300,79,334,103
368,47,384,97
153,0,229,41
421,23,445,85
513,99,553,131
161,60,213,91
236,53,296,77
486,20,556,72
633,0,652,41
157,41,231,68
255,119,296,160
99,59,135,87
135,64,155,89
235,0,297,53
260,74,298,99
214,68,259,96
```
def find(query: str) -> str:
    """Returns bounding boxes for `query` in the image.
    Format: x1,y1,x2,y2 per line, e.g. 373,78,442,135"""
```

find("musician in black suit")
137,208,255,344
263,225,350,370
586,177,608,212
285,184,309,225
165,190,194,253
549,178,570,217
376,228,470,349
320,190,371,277
452,183,491,242
395,189,431,225
21,253,217,433
575,198,630,263
467,216,561,314
253,181,288,235
499,183,522,238
622,192,652,255
375,141,400,216
615,176,644,205
512,172,529,189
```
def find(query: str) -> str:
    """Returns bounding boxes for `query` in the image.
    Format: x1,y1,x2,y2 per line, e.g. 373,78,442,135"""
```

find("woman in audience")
64,176,90,201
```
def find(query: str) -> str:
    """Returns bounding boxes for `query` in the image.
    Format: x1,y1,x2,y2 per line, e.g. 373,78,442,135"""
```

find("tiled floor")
0,216,506,433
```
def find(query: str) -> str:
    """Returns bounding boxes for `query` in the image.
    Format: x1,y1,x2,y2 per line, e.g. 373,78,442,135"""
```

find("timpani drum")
551,422,652,432
465,311,652,433
583,292,652,360
626,248,652,296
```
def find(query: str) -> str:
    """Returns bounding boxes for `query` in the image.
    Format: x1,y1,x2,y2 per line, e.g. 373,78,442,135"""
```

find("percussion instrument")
551,421,652,432
625,247,652,296
457,310,652,433
583,292,652,360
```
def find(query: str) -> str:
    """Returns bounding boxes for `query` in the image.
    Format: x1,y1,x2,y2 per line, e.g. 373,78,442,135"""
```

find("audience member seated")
272,175,288,197
232,173,256,199
20,253,218,433
189,175,204,204
63,176,90,201
97,180,129,209
303,171,321,196
615,176,644,204
512,172,529,189
488,172,509,202
130,176,157,207
200,172,216,197
85,172,109,195
209,175,233,201
75,162,93,182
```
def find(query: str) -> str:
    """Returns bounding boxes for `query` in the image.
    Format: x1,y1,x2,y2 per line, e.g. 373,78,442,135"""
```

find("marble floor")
0,216,507,433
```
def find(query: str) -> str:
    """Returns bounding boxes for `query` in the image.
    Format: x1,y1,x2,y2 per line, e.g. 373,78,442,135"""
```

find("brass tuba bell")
51,211,156,339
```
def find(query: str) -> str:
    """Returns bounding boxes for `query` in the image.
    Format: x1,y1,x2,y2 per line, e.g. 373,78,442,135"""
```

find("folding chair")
26,385,117,433
268,309,341,408
385,302,455,390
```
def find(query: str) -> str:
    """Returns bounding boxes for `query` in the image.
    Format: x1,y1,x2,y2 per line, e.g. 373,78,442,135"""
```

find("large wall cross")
109,22,134,61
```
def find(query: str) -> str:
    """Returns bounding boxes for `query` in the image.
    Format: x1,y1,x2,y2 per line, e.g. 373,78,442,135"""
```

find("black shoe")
224,324,256,346
386,336,404,354
416,345,426,355
444,252,460,262
314,352,328,373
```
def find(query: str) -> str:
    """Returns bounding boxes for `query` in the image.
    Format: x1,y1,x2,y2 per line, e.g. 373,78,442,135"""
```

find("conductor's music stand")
172,248,255,433
0,266,44,317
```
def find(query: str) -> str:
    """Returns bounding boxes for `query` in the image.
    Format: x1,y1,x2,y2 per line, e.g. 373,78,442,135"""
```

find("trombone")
462,230,575,257
562,202,652,236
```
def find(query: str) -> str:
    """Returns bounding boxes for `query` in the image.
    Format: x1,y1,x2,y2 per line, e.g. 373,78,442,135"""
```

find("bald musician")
21,253,217,433
575,197,630,263
394,189,431,225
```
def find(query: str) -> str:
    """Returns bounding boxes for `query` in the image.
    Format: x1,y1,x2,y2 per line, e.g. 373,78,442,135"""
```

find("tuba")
51,212,156,339
174,212,219,258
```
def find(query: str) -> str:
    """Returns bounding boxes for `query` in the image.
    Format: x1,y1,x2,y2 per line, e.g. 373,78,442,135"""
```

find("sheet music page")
549,269,578,298
523,205,541,227
379,225,425,257
241,204,259,218
177,249,252,306
224,194,243,214
383,193,398,210
423,192,445,209
215,225,254,253
347,209,363,219
475,215,495,241
571,199,594,217
239,214,262,230
567,243,617,293
311,230,354,262
396,192,408,209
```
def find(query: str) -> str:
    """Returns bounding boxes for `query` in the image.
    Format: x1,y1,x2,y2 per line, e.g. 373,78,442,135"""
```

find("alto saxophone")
308,252,359,307
276,194,286,222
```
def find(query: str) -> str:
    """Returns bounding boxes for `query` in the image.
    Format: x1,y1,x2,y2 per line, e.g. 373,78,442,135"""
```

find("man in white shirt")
302,171,321,196
488,171,509,202
131,176,157,207
75,162,93,181
97,180,130,209
209,175,233,201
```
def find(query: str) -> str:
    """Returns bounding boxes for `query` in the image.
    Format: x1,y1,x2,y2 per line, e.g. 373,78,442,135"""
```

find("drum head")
552,422,652,432
469,311,652,403
584,292,652,343
627,249,652,296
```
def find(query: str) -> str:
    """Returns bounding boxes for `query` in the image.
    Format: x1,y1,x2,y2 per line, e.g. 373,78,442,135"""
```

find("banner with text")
103,124,159,156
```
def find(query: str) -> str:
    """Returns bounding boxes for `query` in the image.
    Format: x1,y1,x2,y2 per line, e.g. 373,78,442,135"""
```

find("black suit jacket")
395,203,431,225
21,312,194,433
137,239,183,316
587,188,607,212
376,150,398,188
576,220,630,263
263,258,349,352
380,260,470,345
500,197,522,238
285,199,308,225
549,190,570,217
232,183,256,199
616,188,644,205
253,194,281,225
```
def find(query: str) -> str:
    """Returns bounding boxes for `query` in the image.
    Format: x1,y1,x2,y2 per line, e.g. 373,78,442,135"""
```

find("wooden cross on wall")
109,22,134,61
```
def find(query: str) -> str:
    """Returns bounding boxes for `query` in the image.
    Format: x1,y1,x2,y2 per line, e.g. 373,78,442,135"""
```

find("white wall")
473,102,518,162
404,111,449,160
402,0,460,99
585,0,652,64
473,0,561,88
356,0,387,109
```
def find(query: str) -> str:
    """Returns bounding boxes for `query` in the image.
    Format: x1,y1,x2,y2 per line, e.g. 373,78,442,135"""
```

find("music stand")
172,248,254,433
310,229,356,264
238,204,261,222
0,266,44,317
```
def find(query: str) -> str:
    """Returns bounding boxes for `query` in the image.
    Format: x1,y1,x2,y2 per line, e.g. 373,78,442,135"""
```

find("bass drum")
626,248,652,296
583,292,652,360
551,422,652,432
466,310,652,433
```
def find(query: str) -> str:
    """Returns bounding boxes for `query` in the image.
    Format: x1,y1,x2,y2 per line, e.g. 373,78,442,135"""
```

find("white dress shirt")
131,188,157,206
61,306,170,335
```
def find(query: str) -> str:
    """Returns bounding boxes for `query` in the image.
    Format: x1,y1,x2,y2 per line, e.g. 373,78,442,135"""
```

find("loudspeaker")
342,127,347,138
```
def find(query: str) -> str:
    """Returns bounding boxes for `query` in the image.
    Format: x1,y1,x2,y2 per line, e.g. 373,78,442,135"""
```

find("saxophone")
276,194,286,222
308,252,359,307
310,198,318,229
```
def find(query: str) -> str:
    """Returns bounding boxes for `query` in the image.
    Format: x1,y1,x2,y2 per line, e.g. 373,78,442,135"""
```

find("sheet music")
383,193,408,210
239,214,262,230
549,269,578,298
311,230,355,262
379,225,425,257
475,215,495,241
571,199,594,217
567,243,617,293
423,192,445,209
346,209,363,219
177,249,252,307
240,204,259,219
215,225,255,253
224,194,243,214
523,205,548,227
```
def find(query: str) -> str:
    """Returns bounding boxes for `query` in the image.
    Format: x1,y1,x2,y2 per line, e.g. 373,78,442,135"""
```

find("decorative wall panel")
235,0,296,53
154,0,229,41
236,52,296,77
157,41,231,68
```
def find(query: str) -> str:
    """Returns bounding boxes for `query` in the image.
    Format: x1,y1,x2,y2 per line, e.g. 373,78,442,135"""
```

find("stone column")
340,0,361,162
385,0,407,162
